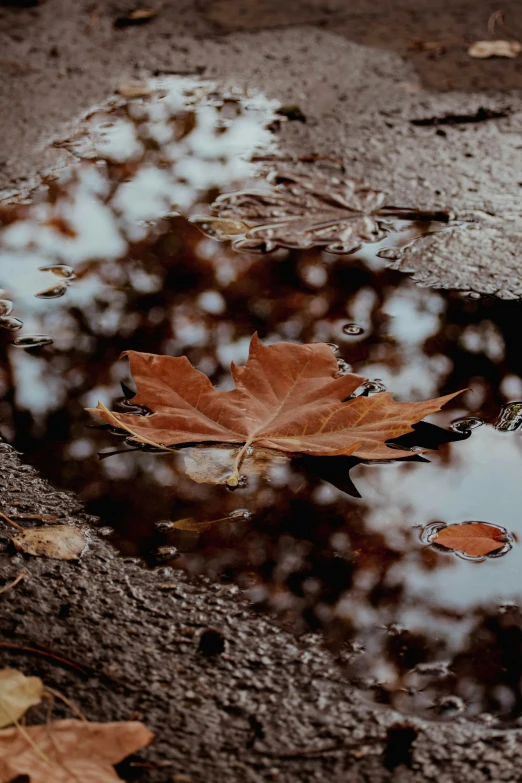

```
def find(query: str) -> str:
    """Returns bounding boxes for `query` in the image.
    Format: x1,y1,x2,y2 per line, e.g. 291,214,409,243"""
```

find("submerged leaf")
433,522,508,557
12,525,87,561
89,335,462,485
0,668,43,729
191,167,451,253
0,718,153,782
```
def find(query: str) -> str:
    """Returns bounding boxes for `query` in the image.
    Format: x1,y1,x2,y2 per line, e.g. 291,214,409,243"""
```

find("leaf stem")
226,441,252,487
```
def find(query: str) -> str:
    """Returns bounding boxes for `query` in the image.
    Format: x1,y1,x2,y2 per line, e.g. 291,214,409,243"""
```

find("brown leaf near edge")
0,718,153,783
433,522,508,557
89,335,462,477
12,525,87,560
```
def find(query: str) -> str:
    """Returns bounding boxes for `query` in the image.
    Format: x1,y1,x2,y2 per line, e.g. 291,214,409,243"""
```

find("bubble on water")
39,264,76,279
0,300,13,316
0,316,23,331
11,335,53,348
334,359,354,378
377,248,402,261
342,323,364,336
449,416,484,433
155,520,175,531
155,545,179,561
229,509,252,520
35,283,68,300
495,401,522,432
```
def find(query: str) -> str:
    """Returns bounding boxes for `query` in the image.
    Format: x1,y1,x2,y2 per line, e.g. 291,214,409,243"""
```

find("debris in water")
449,416,484,433
275,105,307,123
38,264,75,279
495,402,522,432
11,335,53,348
192,166,452,254
0,317,22,330
342,323,364,336
468,40,521,59
34,283,68,300
0,300,13,316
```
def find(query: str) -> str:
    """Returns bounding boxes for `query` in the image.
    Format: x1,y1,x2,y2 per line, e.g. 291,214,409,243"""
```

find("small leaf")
468,40,521,59
0,668,43,729
12,525,87,560
433,522,508,558
0,718,153,782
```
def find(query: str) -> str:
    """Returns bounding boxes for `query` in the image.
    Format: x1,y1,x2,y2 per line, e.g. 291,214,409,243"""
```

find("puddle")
2,79,522,726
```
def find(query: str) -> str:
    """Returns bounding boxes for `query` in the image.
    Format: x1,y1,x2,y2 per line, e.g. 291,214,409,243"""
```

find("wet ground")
3,2,522,781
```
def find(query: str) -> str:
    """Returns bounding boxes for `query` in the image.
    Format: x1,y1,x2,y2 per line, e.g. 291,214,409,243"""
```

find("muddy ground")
2,1,522,780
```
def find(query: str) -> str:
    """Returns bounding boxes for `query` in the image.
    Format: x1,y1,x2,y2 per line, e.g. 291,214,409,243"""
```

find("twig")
0,571,26,595
0,642,89,676
9,514,59,521
44,687,88,722
256,736,384,759
0,512,25,532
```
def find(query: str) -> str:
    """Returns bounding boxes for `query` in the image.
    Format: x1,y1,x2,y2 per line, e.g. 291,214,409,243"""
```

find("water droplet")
39,264,75,279
229,509,252,520
495,401,522,432
362,379,386,394
334,359,354,378
324,342,339,353
0,300,13,316
376,248,402,261
35,283,68,300
155,545,179,561
450,416,484,433
11,335,53,348
342,323,364,336
0,316,23,331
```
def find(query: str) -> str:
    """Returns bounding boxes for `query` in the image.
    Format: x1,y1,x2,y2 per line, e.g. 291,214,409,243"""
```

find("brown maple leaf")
89,335,461,486
0,718,153,782
190,167,451,253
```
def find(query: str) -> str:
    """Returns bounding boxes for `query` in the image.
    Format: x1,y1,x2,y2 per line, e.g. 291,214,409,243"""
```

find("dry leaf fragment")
0,668,43,729
114,8,158,27
89,335,461,486
433,522,509,557
468,40,522,59
117,83,156,98
12,525,87,560
0,718,153,782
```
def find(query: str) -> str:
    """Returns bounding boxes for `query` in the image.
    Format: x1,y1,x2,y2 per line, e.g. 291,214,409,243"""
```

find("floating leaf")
468,40,521,59
12,525,87,560
89,335,462,486
0,668,43,729
191,168,451,254
433,522,509,558
0,718,153,782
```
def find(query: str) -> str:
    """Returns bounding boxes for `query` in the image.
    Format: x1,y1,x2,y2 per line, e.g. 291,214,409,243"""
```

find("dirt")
2,1,522,780
2,443,522,783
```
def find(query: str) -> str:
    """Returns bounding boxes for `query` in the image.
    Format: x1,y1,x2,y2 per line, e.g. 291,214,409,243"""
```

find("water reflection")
2,80,522,725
